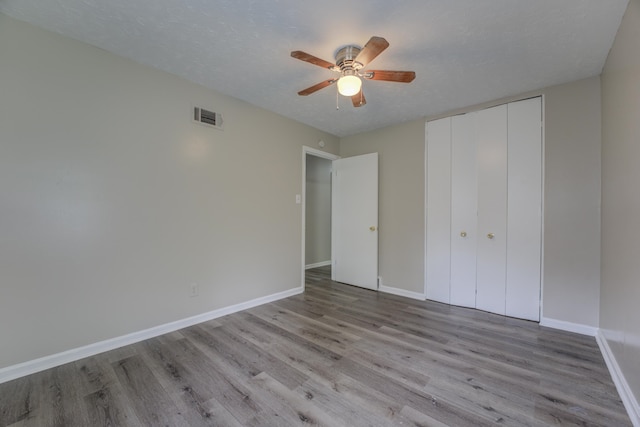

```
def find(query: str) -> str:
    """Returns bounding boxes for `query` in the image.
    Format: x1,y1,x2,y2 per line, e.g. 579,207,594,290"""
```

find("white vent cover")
193,107,223,130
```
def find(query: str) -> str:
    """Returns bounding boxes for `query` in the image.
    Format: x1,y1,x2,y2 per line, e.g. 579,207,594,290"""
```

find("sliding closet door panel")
426,118,452,303
450,114,478,308
506,97,542,321
475,105,508,316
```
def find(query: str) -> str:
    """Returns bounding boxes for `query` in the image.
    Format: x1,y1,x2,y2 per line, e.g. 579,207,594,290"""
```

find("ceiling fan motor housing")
335,45,363,75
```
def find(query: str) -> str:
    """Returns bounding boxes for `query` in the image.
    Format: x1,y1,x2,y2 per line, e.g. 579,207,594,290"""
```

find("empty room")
0,1,638,426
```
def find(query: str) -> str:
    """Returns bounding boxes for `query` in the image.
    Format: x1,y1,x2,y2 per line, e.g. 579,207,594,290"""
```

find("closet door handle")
487,233,495,239
460,231,467,238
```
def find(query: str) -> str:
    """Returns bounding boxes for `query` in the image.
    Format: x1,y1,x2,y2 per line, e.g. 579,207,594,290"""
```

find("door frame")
301,146,340,289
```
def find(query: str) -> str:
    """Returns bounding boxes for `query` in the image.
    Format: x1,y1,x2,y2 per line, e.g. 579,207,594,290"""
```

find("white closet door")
475,105,508,315
506,97,542,321
426,118,452,303
450,114,478,308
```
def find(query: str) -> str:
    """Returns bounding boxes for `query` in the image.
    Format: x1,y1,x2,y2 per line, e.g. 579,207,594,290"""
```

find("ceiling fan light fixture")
337,75,361,96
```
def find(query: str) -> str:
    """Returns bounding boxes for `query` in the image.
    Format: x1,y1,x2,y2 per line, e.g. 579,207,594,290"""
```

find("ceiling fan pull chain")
336,86,340,110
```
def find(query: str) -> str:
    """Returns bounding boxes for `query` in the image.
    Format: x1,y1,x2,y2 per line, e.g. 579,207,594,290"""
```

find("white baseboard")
539,316,598,336
305,261,331,270
379,285,426,301
0,286,303,385
596,330,640,427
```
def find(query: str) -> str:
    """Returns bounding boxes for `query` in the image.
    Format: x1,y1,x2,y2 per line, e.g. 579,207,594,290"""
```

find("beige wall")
341,78,602,328
542,78,602,328
601,0,640,411
0,14,339,369
340,119,426,294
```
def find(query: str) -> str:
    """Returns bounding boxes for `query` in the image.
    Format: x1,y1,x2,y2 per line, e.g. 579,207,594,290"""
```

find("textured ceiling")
0,0,629,137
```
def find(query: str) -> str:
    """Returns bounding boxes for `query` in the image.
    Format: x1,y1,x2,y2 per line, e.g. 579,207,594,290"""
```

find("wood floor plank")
84,385,141,426
219,314,343,391
334,356,498,426
294,375,419,426
28,363,89,427
305,314,432,389
136,334,274,426
183,322,309,389
234,311,344,368
369,319,626,423
135,336,223,422
111,354,188,425
273,295,336,319
195,397,245,427
74,355,120,398
400,405,456,427
402,304,607,369
0,266,631,426
249,303,362,354
0,373,36,427
99,344,139,365
247,372,342,426
166,325,310,426
423,374,547,427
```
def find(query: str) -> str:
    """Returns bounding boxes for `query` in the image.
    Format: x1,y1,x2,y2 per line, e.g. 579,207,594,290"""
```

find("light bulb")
337,75,362,96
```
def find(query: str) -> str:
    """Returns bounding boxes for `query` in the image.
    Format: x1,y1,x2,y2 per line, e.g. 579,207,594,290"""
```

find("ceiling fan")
291,36,416,107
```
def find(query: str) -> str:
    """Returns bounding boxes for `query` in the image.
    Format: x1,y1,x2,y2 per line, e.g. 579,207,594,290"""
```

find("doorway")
301,147,339,288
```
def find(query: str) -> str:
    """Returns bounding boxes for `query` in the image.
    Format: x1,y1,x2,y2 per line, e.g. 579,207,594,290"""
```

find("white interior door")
426,118,452,303
450,113,478,308
475,105,508,315
332,153,379,290
506,97,542,321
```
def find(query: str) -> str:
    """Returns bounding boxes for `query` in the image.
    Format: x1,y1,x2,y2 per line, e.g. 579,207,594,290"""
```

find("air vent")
193,107,223,130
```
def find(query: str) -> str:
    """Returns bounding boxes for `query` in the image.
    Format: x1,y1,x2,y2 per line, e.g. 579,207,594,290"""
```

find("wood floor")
0,266,631,426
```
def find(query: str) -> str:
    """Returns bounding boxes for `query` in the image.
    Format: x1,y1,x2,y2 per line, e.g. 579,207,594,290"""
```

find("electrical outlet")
190,283,199,297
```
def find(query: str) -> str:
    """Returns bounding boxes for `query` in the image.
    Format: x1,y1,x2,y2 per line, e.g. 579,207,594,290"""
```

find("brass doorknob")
369,226,377,231
460,231,467,238
487,233,495,239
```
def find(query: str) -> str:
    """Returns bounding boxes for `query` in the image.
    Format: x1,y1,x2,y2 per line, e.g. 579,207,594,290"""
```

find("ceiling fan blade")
291,51,337,70
364,70,416,83
354,36,389,67
351,90,366,107
297,79,337,96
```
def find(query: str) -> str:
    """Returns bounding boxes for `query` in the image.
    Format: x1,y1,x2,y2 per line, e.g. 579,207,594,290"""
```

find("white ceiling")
0,0,629,137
